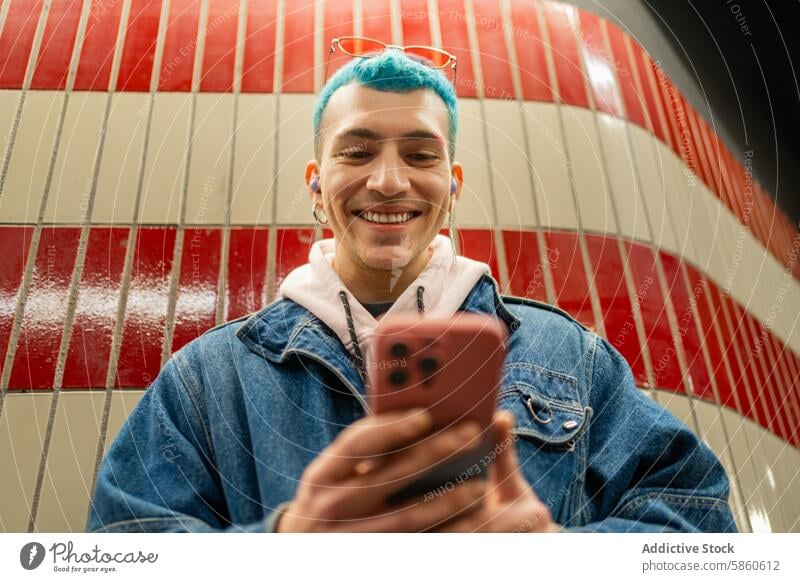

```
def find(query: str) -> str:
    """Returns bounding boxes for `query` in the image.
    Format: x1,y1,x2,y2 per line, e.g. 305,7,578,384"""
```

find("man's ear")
305,160,321,205
450,162,464,205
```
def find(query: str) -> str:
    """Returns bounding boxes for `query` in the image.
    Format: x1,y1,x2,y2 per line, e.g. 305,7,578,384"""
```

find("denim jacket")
86,275,737,533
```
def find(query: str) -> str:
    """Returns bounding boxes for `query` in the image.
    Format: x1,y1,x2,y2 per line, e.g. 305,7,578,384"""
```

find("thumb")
488,411,527,499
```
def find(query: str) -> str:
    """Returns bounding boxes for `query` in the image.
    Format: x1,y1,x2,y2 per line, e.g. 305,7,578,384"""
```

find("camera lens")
420,357,438,373
390,342,408,357
389,370,407,386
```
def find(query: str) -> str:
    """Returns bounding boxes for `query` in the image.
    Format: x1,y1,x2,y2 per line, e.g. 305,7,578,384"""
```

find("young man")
87,50,736,533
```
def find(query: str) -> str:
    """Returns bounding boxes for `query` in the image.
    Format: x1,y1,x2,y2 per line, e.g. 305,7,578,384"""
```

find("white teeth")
361,211,414,224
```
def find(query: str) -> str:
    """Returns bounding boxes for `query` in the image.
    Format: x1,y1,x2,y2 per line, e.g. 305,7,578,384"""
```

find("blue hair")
313,50,458,161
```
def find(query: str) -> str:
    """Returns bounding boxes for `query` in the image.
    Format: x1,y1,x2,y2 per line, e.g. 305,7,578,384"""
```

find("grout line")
390,0,403,46
266,0,285,303
353,0,362,38
161,0,211,367
217,0,249,325
314,0,324,93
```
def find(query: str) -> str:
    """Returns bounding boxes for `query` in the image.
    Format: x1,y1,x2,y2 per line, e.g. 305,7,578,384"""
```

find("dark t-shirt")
360,301,395,318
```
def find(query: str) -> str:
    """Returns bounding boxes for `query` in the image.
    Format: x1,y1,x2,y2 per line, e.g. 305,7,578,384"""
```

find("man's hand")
431,411,561,532
276,408,487,532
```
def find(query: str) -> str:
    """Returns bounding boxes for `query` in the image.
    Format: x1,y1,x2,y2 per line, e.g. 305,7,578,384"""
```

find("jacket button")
562,420,578,430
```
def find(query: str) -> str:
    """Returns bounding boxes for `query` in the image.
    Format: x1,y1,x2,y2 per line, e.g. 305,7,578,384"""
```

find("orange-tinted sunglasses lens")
403,46,452,68
337,37,386,56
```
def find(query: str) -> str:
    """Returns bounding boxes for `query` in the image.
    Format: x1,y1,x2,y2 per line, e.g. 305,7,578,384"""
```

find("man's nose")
365,152,410,196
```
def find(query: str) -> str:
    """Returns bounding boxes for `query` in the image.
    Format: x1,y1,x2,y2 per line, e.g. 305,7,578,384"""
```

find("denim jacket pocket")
498,382,592,451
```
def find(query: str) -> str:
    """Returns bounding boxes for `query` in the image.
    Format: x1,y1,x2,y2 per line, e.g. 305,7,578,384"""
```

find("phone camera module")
389,370,407,386
390,342,409,357
420,357,438,373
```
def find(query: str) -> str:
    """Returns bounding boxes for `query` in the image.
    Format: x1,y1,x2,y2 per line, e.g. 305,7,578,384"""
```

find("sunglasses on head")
324,36,458,86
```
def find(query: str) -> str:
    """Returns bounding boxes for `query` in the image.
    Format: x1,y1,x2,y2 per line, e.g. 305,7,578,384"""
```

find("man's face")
309,84,461,277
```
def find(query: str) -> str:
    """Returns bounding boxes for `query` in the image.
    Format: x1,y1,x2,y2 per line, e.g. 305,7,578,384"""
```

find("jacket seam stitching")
616,492,729,520
172,352,217,461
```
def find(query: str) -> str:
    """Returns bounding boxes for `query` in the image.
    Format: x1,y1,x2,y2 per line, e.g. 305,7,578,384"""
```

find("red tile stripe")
225,227,269,320
61,227,128,389
170,227,222,353
73,0,125,91
0,0,45,88
241,0,277,92
508,0,552,102
281,0,316,93
0,226,34,373
438,0,478,98
199,0,240,92
114,227,177,387
322,0,354,81
158,0,201,92
459,228,500,282
116,0,162,91
0,224,797,448
576,10,622,117
542,1,588,108
8,227,81,389
471,0,515,99
29,0,84,90
544,231,595,331
502,230,547,302
585,234,647,385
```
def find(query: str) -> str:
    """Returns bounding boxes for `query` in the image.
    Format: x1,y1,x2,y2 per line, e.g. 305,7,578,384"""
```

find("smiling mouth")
353,209,423,225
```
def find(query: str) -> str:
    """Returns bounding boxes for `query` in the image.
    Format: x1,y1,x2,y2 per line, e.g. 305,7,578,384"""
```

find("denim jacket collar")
235,274,521,397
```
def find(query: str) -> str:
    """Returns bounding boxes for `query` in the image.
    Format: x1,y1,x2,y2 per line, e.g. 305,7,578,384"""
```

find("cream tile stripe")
534,0,605,337
498,0,556,304
216,0,249,324
160,0,211,367
0,0,53,400
390,0,402,45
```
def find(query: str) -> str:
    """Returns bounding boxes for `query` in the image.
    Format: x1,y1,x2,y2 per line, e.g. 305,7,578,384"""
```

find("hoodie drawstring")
338,286,426,379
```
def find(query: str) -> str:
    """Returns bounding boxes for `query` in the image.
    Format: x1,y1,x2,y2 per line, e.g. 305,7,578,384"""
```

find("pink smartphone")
367,313,507,504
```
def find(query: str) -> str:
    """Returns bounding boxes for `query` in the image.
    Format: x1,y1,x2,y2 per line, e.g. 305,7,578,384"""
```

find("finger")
488,411,528,500
330,420,485,516
334,478,486,533
308,408,433,484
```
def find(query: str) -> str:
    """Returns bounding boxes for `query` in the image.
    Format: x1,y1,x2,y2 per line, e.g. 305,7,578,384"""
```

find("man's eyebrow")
333,128,445,144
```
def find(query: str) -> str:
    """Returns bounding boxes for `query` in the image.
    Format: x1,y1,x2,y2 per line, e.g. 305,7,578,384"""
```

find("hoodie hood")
277,234,491,371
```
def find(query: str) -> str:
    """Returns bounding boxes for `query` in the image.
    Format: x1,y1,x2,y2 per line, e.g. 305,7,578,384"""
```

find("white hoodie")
277,234,491,368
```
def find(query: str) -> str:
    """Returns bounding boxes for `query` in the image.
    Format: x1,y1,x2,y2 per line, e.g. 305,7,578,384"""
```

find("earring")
448,199,457,266
312,202,328,225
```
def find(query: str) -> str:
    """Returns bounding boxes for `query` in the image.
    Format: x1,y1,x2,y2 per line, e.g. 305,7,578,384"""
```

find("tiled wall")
0,0,798,533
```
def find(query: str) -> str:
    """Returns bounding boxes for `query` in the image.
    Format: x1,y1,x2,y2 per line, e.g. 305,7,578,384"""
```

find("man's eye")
337,147,370,159
409,152,438,162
